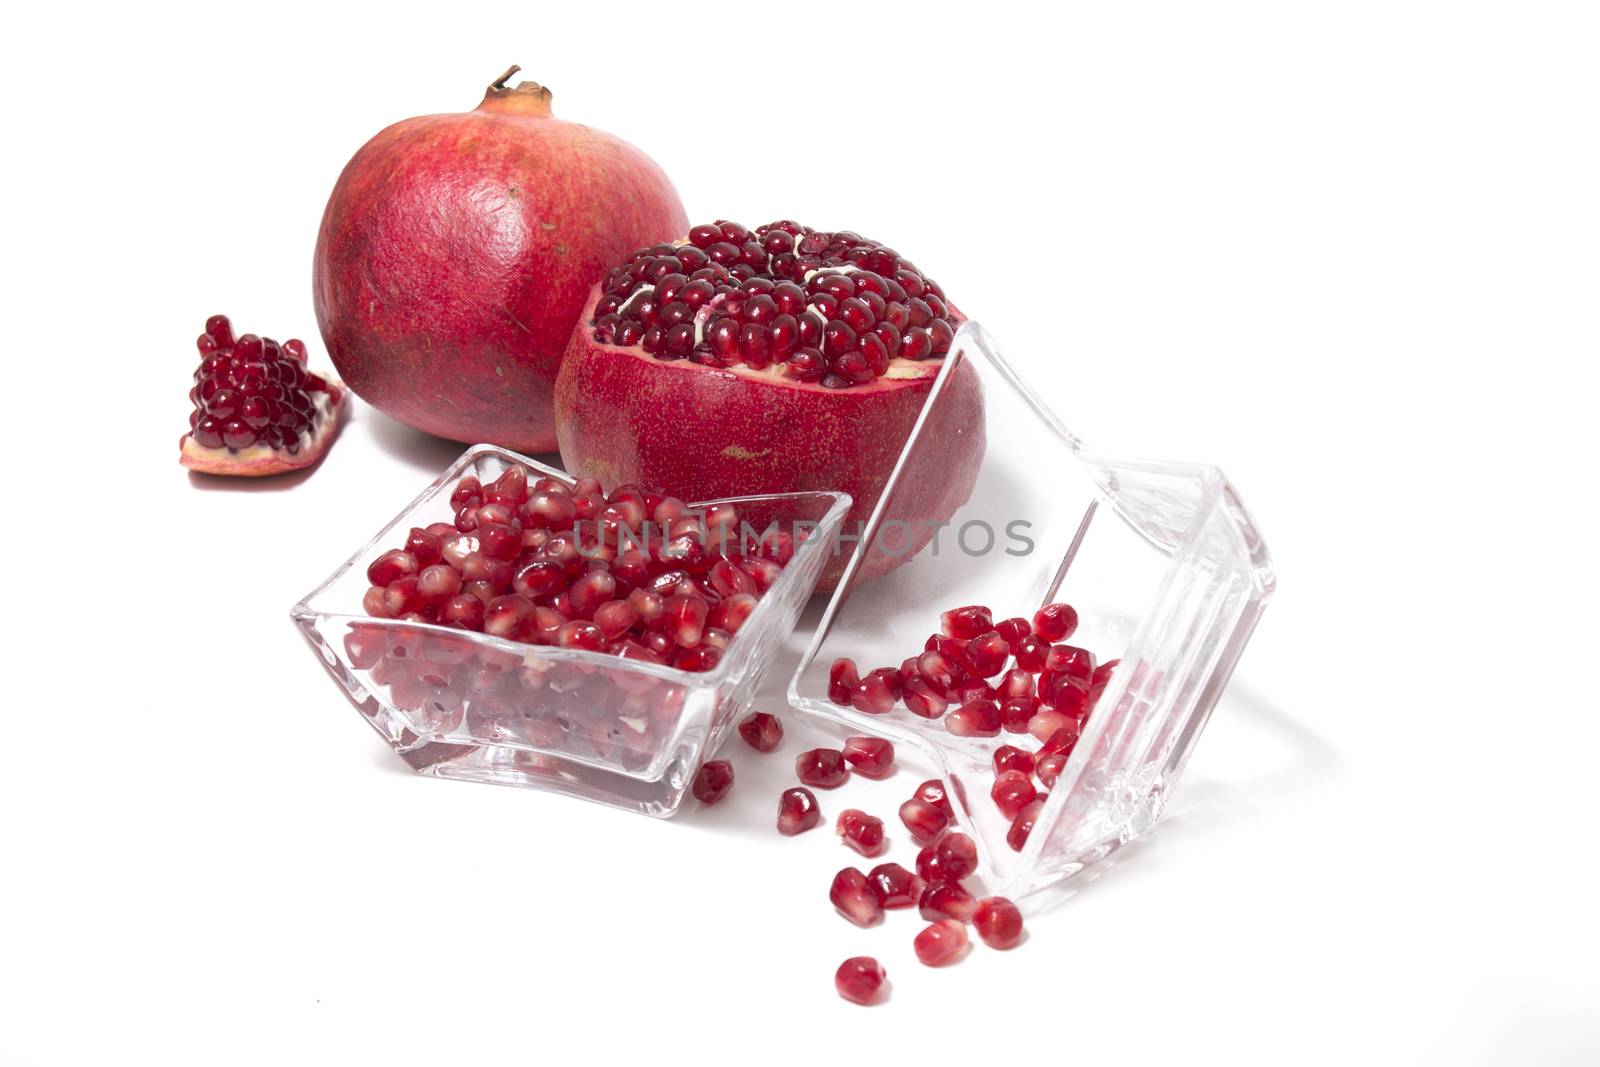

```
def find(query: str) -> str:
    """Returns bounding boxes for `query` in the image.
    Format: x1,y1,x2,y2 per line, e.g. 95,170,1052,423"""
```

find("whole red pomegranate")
314,67,688,452
554,220,985,589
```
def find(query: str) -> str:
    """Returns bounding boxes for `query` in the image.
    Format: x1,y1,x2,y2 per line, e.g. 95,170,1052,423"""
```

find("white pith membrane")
589,221,959,389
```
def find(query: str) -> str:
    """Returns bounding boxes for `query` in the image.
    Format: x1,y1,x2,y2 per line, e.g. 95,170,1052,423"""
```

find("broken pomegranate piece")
181,315,345,476
835,957,887,1006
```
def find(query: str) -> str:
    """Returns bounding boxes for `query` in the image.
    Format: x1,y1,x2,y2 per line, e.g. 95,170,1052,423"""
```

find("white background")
3,2,1598,1062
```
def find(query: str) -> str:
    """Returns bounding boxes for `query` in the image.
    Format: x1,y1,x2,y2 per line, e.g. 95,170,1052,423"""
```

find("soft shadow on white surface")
359,406,473,473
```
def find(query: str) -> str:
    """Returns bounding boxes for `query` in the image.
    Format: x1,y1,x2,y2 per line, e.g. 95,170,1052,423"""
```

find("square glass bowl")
789,323,1276,899
293,445,848,816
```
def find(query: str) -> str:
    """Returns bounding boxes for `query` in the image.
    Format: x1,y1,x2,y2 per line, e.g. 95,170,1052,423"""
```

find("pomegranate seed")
946,701,1002,738
1046,644,1097,691
918,880,977,923
737,711,784,752
367,549,418,587
913,778,955,819
830,867,885,927
903,676,949,718
834,957,886,1006
1000,695,1040,733
913,919,969,966
1032,602,1080,642
1007,799,1044,852
964,631,1011,677
849,671,899,714
1013,633,1049,673
796,748,848,788
991,770,1038,819
691,760,734,804
899,797,949,845
663,592,709,648
916,649,961,691
993,745,1036,777
836,809,886,857
841,736,895,778
941,605,992,640
973,897,1025,949
828,657,860,705
1028,708,1073,742
995,616,1031,644
777,787,821,835
1039,723,1082,758
933,832,979,880
1036,752,1068,789
868,863,924,908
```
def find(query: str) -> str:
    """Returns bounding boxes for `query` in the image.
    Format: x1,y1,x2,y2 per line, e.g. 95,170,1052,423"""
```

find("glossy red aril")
903,676,949,719
946,701,1002,738
868,862,925,908
1007,799,1044,852
1036,752,1068,789
181,315,346,476
973,897,1024,949
991,770,1038,819
849,669,901,714
993,745,1035,777
933,832,979,880
315,68,686,453
778,787,822,835
1013,633,1049,673
841,736,895,778
556,218,983,592
828,658,860,705
918,880,977,923
796,748,849,789
995,616,1031,645
941,605,993,640
899,797,950,845
964,631,1011,677
914,919,969,967
691,760,734,804
913,779,955,819
737,711,784,752
830,867,885,927
836,810,887,857
1032,602,1079,642
835,957,887,1006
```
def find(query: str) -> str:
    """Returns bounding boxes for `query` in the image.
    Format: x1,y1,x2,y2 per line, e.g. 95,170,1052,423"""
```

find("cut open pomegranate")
554,219,985,591
182,315,346,476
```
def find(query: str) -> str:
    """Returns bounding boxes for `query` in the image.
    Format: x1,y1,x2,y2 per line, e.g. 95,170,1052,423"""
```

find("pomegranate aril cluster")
589,220,959,389
187,314,331,453
827,601,1117,853
359,465,790,674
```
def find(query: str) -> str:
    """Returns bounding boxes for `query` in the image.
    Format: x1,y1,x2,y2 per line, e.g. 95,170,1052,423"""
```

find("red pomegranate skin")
313,75,687,453
555,286,985,590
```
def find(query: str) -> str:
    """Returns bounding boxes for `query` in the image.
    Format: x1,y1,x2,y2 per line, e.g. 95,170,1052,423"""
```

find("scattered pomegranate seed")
796,748,849,788
835,956,887,1005
918,880,977,923
946,701,1002,738
991,770,1038,819
867,862,924,908
836,809,887,857
1039,723,1081,759
830,867,885,927
691,760,734,804
899,797,950,845
849,669,900,714
841,736,895,778
913,778,955,819
1032,602,1079,642
777,787,822,835
737,711,784,752
1013,633,1049,673
1007,799,1044,852
913,919,969,966
933,832,979,880
973,897,1025,949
